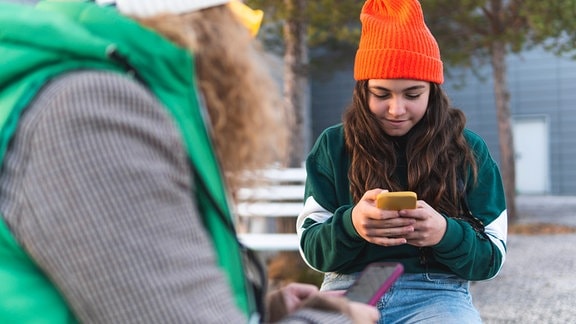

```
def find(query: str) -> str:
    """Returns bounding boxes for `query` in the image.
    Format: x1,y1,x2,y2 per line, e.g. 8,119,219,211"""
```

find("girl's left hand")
398,200,447,247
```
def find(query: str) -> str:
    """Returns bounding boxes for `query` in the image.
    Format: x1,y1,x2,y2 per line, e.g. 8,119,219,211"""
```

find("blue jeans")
321,272,482,324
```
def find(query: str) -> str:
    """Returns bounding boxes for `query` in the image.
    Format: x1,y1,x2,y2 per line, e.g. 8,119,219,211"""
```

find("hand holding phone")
377,191,417,210
345,262,404,305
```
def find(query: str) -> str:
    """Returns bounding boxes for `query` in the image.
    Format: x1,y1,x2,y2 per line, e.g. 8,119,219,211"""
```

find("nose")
388,97,406,117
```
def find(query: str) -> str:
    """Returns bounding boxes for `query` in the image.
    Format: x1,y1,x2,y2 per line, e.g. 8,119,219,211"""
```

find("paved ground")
471,195,576,323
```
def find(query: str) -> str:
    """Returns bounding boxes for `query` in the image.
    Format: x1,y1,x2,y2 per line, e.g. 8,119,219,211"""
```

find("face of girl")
367,79,430,137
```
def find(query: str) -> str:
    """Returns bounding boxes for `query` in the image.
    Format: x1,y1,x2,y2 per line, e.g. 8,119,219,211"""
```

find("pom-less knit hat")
354,0,444,84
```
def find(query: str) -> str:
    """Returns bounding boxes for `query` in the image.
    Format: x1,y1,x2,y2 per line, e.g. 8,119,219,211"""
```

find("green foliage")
520,0,576,57
246,0,364,76
247,0,576,77
421,0,576,70
247,0,363,45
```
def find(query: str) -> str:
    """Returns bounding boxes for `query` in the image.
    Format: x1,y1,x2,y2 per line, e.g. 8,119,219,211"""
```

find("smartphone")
345,262,404,305
376,191,417,210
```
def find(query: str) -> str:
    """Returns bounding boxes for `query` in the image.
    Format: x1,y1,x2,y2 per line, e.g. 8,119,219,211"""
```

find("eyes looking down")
367,79,430,137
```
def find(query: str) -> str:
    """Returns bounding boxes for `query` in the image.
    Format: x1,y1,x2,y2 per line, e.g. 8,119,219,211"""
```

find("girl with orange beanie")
297,0,508,322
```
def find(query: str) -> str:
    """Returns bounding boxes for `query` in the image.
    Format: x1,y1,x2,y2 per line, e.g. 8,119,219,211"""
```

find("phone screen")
345,262,404,305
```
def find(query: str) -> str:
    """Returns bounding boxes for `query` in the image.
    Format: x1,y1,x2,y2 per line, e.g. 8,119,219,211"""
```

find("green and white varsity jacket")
297,124,507,281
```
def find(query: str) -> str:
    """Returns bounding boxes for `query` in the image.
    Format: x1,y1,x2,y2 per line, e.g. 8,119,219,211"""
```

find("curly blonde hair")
136,6,292,196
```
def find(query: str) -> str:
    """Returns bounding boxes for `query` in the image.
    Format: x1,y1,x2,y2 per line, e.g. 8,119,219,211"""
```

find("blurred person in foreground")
297,0,508,323
0,0,379,323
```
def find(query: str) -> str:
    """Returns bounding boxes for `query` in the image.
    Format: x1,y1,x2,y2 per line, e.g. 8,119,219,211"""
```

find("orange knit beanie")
354,0,444,84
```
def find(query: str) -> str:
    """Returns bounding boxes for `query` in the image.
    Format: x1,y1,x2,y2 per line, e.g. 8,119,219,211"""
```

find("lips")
386,119,407,125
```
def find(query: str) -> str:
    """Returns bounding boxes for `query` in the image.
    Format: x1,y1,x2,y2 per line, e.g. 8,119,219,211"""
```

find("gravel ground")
471,195,576,324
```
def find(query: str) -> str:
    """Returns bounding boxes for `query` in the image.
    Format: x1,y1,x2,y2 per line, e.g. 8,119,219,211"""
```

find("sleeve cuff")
341,207,364,241
434,216,466,253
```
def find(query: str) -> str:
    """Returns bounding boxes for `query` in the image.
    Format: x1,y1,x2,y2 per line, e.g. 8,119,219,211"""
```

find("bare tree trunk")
268,0,319,290
277,0,308,235
490,39,517,223
283,0,310,169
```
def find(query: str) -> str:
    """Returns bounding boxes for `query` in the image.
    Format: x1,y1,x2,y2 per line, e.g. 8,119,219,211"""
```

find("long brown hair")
343,80,477,216
136,6,292,198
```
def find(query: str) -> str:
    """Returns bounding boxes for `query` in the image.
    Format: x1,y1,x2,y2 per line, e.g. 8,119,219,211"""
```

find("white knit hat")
96,0,230,17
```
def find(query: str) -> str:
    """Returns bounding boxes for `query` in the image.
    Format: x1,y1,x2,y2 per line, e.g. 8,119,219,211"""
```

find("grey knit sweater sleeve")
0,70,355,324
0,71,246,323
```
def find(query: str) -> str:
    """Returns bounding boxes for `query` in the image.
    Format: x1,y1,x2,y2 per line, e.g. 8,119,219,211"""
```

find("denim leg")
321,271,482,324
319,272,359,291
377,273,482,324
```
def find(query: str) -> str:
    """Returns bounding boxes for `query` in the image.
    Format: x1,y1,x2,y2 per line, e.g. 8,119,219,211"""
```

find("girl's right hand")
351,189,415,246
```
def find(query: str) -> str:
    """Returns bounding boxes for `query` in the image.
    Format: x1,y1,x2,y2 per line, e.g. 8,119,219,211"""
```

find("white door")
512,116,549,194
